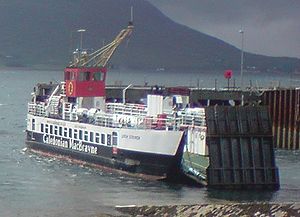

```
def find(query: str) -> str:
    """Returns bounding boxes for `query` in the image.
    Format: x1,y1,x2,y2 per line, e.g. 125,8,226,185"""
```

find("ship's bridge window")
93,72,103,81
41,123,44,133
50,125,53,134
65,71,70,80
79,72,90,81
65,71,76,80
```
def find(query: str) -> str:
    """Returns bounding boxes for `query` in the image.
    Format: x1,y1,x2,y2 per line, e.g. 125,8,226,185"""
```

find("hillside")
0,0,299,72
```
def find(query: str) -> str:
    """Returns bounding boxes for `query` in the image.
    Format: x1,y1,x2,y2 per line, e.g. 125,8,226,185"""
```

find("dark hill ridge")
0,0,299,72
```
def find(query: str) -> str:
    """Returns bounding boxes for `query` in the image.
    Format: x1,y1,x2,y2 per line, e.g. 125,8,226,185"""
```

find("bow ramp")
182,105,280,190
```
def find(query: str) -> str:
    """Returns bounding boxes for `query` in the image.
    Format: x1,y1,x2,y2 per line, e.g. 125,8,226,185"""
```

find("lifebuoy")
68,82,74,95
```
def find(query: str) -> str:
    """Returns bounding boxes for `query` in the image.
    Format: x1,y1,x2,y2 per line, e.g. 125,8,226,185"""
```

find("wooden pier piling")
262,89,300,150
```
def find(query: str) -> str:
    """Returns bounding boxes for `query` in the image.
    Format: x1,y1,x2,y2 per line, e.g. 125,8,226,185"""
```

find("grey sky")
148,0,300,58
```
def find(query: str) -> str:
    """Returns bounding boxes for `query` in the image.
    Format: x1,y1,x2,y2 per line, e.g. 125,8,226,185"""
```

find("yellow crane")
69,21,134,68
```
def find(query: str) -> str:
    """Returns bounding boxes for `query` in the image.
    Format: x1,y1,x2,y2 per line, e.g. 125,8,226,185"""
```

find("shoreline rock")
113,203,300,217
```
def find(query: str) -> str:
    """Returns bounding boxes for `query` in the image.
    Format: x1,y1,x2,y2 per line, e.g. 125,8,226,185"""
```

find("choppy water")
0,68,300,217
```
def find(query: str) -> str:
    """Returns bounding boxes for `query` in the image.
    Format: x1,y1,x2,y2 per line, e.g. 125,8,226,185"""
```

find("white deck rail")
28,100,206,130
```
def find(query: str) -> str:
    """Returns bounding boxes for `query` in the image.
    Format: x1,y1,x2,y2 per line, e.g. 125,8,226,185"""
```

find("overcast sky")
148,0,300,58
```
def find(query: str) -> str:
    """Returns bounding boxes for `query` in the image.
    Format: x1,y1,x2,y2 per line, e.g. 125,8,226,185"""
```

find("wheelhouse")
64,67,107,97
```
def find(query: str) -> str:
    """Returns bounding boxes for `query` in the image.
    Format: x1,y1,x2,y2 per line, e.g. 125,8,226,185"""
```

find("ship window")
79,72,90,81
41,123,44,133
32,119,35,131
112,132,118,146
93,72,103,81
101,133,105,144
65,71,76,80
69,128,72,138
65,71,71,80
79,130,83,140
50,125,53,134
95,133,100,143
59,127,63,136
45,124,49,134
107,134,111,146
64,127,68,137
84,131,89,141
70,71,76,80
54,125,58,135
74,129,78,139
90,132,94,142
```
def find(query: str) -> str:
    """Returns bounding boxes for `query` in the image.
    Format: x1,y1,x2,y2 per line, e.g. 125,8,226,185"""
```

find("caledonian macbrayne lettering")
43,134,98,154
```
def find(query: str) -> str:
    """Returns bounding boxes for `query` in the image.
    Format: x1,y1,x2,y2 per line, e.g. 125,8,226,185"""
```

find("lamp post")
77,29,86,50
239,29,244,90
239,28,244,105
123,84,133,104
76,29,86,66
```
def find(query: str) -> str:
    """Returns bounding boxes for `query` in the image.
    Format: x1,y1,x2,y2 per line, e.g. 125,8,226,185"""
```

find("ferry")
25,21,207,180
26,21,279,189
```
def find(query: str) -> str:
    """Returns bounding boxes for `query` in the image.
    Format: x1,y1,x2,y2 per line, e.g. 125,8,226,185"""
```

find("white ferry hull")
26,115,185,179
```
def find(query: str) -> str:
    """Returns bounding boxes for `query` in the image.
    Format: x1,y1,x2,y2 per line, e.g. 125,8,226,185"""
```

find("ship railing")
94,112,147,129
47,95,62,117
106,103,147,117
93,111,183,130
179,114,206,127
28,102,46,117
59,101,183,130
140,115,183,130
105,103,206,128
60,82,66,96
62,102,78,121
94,112,120,128
178,110,206,127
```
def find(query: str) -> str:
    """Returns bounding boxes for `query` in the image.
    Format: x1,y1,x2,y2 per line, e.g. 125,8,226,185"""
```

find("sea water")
0,68,299,217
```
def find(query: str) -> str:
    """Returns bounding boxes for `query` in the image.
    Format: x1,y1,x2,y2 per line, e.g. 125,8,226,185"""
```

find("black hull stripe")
26,132,182,178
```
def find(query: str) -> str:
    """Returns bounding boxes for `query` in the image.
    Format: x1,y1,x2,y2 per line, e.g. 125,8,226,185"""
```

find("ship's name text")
121,134,140,140
43,134,98,154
